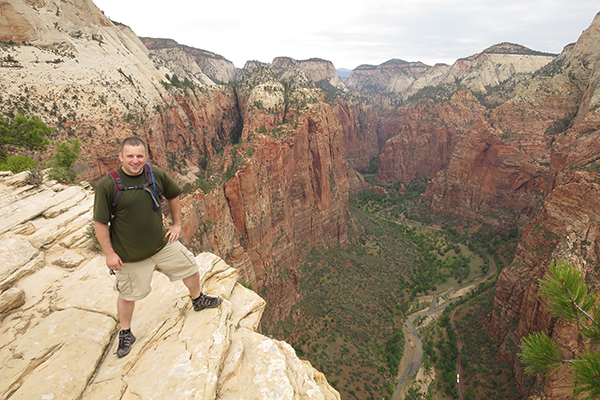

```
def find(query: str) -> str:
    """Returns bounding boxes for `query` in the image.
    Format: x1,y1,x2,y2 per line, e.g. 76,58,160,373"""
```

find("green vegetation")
407,85,455,104
544,113,576,135
0,113,85,183
534,57,566,78
359,157,379,175
47,138,81,183
428,291,526,400
260,172,528,400
162,73,196,89
481,43,557,57
263,180,505,400
86,223,102,252
0,113,51,161
518,260,600,400
0,155,38,173
384,330,404,377
433,309,459,397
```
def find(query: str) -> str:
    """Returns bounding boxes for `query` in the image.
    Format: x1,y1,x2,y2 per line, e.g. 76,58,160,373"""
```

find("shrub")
0,155,37,173
47,138,81,183
25,167,43,186
518,260,600,399
0,113,51,159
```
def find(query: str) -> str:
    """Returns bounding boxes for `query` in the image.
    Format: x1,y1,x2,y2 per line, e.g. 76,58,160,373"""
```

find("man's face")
119,144,146,176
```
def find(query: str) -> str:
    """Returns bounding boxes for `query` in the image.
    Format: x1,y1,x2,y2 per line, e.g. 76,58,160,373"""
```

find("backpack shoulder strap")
144,163,163,209
108,169,124,219
108,166,164,218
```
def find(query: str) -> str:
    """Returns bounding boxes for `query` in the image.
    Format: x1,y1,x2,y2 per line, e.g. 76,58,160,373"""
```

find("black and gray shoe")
116,329,136,358
192,293,222,311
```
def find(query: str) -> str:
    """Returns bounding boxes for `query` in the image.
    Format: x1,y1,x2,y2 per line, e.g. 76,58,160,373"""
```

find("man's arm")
165,195,181,242
94,221,124,271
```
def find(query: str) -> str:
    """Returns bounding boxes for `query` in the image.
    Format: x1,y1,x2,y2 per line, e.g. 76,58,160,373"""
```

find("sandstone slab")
0,173,340,400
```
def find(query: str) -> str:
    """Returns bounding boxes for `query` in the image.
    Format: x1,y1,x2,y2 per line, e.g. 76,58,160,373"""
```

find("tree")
47,138,81,183
0,113,51,159
518,260,600,399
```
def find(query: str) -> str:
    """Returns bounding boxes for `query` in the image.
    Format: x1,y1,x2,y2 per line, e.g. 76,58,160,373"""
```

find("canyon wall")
0,0,352,326
354,12,600,398
487,12,600,399
3,1,600,398
346,44,556,106
140,37,238,84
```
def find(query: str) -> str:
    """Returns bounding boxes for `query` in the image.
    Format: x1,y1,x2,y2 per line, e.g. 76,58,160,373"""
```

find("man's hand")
166,224,181,242
106,252,124,271
165,196,182,243
94,221,123,272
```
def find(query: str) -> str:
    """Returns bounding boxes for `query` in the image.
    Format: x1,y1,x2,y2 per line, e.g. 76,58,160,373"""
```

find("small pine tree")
0,113,51,160
47,138,81,183
518,260,600,399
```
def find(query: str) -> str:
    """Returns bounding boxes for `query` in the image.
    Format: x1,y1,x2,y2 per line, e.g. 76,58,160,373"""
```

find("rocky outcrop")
0,0,354,331
181,66,351,321
0,171,340,400
376,89,486,184
0,0,113,44
0,0,166,115
141,37,237,84
346,59,429,94
488,12,600,399
333,102,380,171
271,57,346,89
239,57,346,90
394,40,581,228
489,173,600,399
0,0,238,181
347,44,556,105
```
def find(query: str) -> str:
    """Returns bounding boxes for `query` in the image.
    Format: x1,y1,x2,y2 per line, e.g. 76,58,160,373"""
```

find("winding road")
389,243,496,400
371,210,496,399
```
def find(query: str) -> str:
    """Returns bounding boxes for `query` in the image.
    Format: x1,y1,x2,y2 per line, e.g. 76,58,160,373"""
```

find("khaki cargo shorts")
114,241,199,301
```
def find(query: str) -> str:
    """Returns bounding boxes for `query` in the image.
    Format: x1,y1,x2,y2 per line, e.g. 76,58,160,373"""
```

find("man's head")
119,137,147,176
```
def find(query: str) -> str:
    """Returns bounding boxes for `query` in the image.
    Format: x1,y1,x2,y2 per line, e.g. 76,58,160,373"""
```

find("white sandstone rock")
0,173,340,400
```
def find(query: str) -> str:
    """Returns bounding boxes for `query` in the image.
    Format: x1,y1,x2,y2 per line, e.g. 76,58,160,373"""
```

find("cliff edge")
0,171,340,400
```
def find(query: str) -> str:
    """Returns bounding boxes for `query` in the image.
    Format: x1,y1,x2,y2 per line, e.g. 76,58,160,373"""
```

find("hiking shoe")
192,293,222,311
116,329,136,358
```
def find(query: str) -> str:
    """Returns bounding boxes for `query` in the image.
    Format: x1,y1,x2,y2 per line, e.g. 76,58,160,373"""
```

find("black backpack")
108,163,163,221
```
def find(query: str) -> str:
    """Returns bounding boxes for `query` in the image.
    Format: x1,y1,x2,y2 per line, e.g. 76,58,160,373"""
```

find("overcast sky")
92,0,598,70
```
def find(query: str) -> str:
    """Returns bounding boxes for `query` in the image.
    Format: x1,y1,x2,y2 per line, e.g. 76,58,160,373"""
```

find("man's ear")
118,152,123,163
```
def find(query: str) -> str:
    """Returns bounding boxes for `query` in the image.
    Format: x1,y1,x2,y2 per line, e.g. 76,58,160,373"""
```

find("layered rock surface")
486,12,600,399
346,43,556,104
183,66,351,321
140,37,237,85
0,171,340,400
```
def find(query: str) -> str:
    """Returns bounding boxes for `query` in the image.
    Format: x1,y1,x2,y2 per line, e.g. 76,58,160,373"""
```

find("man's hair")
120,137,147,153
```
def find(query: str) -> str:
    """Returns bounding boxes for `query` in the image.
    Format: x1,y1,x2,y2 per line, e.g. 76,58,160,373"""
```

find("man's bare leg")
116,297,136,357
183,271,201,299
117,297,135,330
184,271,222,311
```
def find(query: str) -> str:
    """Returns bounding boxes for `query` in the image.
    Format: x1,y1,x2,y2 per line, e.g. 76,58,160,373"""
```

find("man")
93,137,221,358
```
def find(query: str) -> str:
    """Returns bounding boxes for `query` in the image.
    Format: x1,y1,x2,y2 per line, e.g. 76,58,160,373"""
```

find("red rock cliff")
489,12,600,398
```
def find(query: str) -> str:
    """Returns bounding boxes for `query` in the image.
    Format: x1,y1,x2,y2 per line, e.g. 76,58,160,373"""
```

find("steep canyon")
2,0,600,398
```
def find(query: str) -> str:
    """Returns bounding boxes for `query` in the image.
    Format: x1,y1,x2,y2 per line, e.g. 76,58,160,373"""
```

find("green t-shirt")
93,166,182,262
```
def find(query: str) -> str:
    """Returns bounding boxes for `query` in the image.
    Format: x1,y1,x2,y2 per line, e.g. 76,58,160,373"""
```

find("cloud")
93,0,599,69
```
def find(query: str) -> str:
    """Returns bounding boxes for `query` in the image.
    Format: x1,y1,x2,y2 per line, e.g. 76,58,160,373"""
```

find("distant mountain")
481,42,558,57
337,68,352,79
